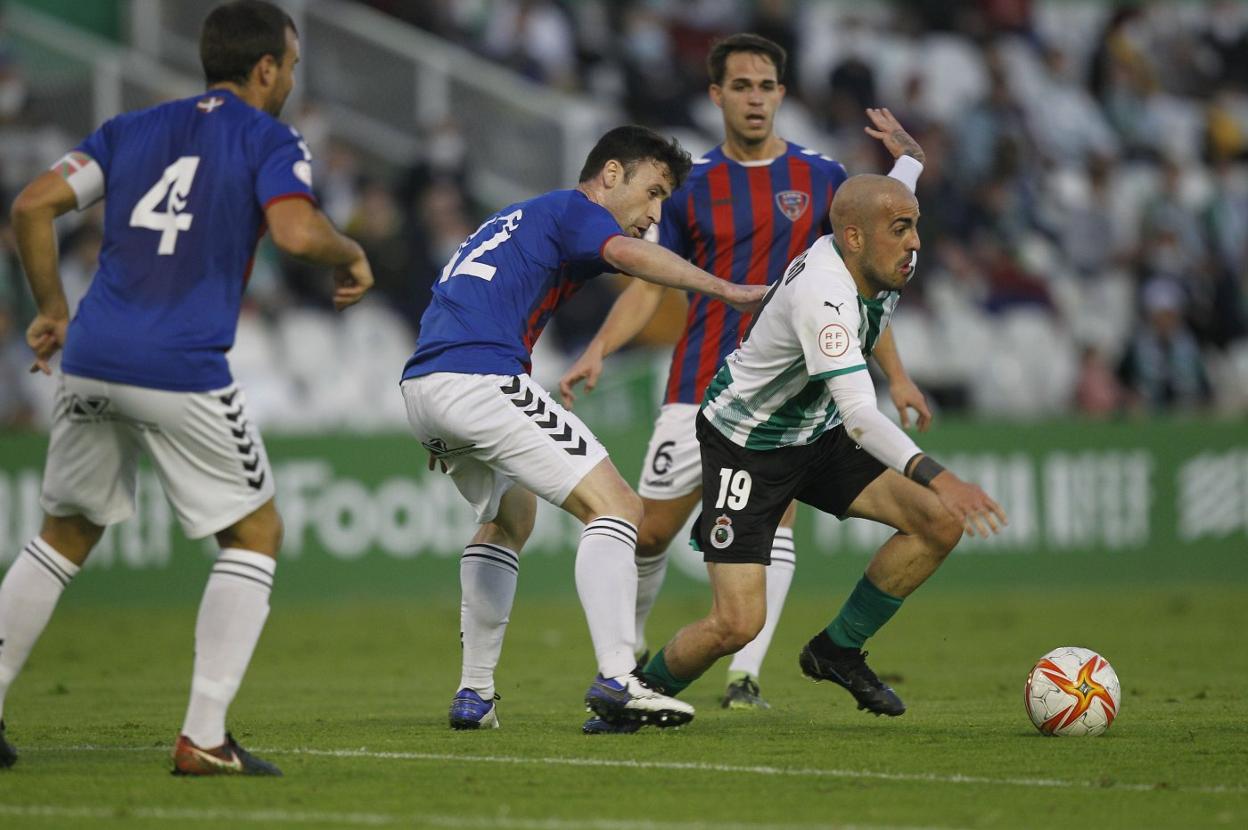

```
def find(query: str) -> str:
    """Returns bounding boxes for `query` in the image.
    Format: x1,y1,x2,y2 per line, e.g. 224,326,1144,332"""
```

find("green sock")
641,648,699,696
825,575,904,650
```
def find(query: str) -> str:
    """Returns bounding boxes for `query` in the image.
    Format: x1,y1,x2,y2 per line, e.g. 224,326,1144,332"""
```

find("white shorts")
401,372,609,524
40,373,275,539
638,403,702,500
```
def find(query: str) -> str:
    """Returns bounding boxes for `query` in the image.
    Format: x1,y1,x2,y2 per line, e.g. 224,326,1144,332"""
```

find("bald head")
830,174,917,241
830,174,921,294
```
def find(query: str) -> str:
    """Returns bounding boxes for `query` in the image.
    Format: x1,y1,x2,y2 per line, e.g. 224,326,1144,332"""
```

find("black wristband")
906,454,945,488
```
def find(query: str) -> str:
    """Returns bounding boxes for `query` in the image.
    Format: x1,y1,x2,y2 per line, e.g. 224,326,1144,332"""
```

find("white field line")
0,805,957,830
22,744,1247,796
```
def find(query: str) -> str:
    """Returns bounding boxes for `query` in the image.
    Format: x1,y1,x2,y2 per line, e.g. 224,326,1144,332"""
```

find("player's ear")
708,84,724,109
252,54,278,89
844,225,864,252
602,159,622,189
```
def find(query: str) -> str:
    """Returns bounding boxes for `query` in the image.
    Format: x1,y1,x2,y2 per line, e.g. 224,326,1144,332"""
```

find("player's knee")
267,511,285,551
509,512,535,549
217,501,282,554
610,489,644,528
476,516,532,551
248,510,283,553
925,509,962,555
711,609,765,655
635,523,675,558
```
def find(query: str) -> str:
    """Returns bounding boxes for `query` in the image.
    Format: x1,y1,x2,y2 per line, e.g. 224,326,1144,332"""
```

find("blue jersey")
61,90,314,391
402,189,622,379
655,143,846,404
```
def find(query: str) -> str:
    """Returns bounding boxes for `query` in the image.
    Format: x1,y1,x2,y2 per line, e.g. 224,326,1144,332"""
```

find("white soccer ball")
1024,646,1121,737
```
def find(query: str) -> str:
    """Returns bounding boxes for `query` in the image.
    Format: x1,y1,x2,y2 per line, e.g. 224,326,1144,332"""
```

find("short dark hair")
707,33,787,86
200,0,297,86
578,125,693,190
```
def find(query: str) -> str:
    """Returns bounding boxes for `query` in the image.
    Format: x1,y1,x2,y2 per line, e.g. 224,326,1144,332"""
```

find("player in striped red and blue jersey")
560,34,933,721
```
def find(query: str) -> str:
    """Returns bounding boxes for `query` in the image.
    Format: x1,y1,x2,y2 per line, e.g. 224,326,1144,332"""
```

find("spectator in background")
1062,155,1129,281
956,50,1031,186
617,6,691,127
483,0,578,91
407,181,474,327
1019,46,1120,166
0,43,27,124
1200,156,1248,346
1120,279,1211,411
0,306,33,427
1074,345,1127,418
346,180,410,319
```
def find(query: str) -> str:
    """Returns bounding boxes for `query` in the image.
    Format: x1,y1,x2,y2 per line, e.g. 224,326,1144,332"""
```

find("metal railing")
4,3,200,145
125,0,620,205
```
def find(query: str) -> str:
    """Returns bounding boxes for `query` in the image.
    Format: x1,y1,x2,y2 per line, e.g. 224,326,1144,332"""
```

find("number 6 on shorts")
714,468,752,510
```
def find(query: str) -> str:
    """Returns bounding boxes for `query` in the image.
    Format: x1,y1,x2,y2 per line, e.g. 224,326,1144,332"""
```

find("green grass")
1,585,1245,829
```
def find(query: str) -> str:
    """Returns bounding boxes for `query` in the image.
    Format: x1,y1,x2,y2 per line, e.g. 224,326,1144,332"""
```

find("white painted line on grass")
0,805,956,830
272,746,1245,796
23,744,1245,796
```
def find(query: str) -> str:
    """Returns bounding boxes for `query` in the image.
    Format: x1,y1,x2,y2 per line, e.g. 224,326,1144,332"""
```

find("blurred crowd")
2,0,1248,430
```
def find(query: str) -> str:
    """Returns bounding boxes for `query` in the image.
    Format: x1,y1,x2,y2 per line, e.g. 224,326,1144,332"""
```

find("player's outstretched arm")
265,198,374,311
601,235,767,314
827,368,1006,537
865,108,925,165
559,279,666,408
872,326,931,432
11,171,78,374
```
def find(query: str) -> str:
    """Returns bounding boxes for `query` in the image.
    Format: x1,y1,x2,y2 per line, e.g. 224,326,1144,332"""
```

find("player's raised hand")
559,345,605,409
890,375,932,432
333,252,374,311
864,108,925,165
723,283,770,315
929,472,1008,538
26,313,68,374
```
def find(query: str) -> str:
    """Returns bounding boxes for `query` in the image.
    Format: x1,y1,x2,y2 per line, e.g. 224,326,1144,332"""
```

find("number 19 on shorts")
715,468,752,510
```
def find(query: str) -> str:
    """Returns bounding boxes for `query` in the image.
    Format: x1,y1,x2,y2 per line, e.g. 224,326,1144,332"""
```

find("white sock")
633,550,668,658
180,548,275,749
458,543,519,699
728,527,796,680
0,539,80,721
576,517,638,680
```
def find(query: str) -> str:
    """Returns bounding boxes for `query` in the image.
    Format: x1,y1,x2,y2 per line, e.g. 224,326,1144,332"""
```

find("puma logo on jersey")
824,301,844,314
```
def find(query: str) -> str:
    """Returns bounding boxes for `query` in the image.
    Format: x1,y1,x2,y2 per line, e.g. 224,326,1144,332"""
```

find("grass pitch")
0,584,1244,830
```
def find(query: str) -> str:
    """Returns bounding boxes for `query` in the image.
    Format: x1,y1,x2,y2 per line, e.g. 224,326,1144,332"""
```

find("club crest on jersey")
775,190,810,222
197,96,225,113
709,514,735,549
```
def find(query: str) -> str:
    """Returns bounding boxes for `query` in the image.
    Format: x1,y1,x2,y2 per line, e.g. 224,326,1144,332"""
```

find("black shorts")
691,413,887,565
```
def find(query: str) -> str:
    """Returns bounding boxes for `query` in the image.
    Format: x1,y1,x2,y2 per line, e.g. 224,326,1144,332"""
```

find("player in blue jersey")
0,1,373,776
402,125,768,732
559,34,931,722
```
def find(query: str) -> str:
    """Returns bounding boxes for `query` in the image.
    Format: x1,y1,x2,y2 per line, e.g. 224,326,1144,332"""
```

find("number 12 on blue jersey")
439,209,523,283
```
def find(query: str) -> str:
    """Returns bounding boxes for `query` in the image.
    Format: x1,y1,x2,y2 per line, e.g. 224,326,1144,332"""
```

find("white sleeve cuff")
887,155,924,194
827,368,921,474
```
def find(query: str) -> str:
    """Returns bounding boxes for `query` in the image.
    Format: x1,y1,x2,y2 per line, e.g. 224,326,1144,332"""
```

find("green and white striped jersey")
701,235,900,450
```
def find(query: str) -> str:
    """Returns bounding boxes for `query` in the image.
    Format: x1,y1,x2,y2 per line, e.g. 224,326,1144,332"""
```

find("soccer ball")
1024,646,1120,737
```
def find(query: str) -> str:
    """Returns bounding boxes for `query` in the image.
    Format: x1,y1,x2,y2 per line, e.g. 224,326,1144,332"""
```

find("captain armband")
50,151,104,210
905,453,945,488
